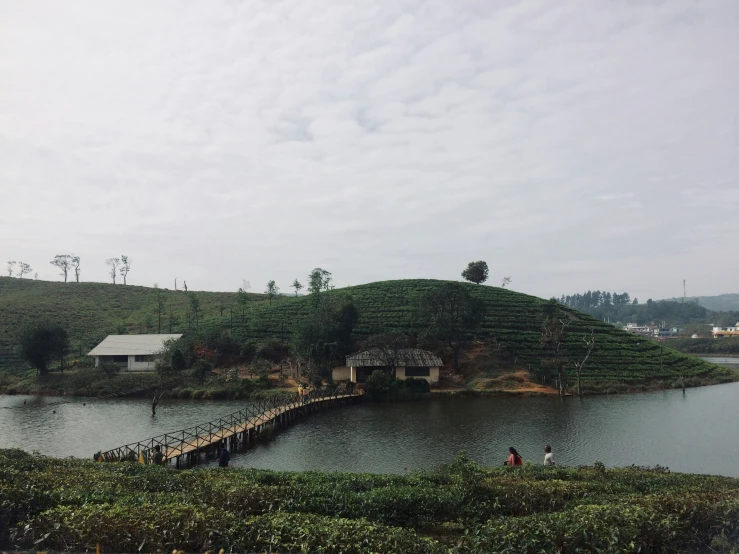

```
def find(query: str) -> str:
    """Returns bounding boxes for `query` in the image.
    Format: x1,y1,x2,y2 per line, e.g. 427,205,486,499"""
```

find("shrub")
363,369,395,400
99,361,121,378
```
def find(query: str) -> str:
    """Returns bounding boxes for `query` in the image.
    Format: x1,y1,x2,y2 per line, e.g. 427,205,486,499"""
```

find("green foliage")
3,449,739,553
190,358,213,384
363,369,394,400
419,282,483,372
461,260,489,285
0,277,730,391
18,322,69,375
99,361,121,378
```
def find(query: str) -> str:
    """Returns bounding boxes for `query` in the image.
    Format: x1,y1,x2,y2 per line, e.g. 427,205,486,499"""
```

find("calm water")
1,382,738,477
700,356,739,365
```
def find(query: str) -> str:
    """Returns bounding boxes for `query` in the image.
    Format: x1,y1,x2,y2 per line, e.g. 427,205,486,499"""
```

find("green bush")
3,449,739,553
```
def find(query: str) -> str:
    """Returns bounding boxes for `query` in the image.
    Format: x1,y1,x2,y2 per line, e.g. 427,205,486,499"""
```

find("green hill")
665,293,739,313
0,276,732,391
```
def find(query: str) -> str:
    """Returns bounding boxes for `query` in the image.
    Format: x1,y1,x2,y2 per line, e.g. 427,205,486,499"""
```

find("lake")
1,382,738,477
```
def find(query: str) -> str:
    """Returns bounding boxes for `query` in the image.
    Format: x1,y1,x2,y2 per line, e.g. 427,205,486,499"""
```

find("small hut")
338,348,442,384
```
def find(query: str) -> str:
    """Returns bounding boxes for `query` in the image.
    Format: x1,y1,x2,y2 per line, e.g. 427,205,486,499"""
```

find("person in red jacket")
504,447,523,466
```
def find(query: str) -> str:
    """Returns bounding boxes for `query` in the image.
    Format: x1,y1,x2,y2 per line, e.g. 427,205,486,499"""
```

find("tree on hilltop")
105,258,120,284
119,255,131,285
71,255,81,282
6,261,15,277
19,322,69,375
50,255,73,282
17,262,32,278
292,279,303,296
265,280,279,305
461,261,489,285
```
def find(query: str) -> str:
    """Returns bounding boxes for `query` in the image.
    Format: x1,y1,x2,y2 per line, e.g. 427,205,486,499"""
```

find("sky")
1,0,738,301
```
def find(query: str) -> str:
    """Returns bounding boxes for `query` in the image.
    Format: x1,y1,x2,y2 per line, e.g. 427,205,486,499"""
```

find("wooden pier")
96,385,361,467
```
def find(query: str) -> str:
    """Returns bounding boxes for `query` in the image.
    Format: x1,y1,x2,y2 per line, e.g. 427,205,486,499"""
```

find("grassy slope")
0,276,731,389
2,450,738,552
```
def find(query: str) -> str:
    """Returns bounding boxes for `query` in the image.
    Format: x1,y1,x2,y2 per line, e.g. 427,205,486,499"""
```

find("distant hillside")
0,276,730,390
665,294,739,314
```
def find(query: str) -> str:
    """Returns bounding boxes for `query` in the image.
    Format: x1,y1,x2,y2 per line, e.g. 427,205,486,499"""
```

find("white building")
88,334,183,371
712,323,739,338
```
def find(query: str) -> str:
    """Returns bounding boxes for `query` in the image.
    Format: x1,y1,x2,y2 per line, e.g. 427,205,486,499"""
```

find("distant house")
712,324,739,339
88,334,182,371
335,348,443,384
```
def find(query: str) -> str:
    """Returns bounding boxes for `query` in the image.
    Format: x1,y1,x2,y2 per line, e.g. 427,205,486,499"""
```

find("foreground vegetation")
2,450,738,552
1,277,734,396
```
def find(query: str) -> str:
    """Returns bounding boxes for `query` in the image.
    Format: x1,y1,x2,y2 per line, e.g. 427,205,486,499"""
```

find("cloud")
1,0,738,299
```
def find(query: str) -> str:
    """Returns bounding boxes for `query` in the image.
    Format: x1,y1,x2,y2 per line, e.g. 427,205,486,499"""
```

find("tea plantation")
0,276,732,390
2,449,738,552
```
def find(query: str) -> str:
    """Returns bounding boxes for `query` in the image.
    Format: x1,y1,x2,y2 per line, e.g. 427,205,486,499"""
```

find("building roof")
88,334,183,356
346,348,443,367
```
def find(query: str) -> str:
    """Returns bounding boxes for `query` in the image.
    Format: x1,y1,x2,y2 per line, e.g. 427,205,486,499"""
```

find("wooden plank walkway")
95,385,360,466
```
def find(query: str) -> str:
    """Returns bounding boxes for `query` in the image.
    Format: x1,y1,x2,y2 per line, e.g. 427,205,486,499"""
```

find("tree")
573,328,595,396
308,268,332,301
19,322,69,375
265,280,279,305
17,262,32,279
419,283,483,373
461,261,489,285
6,261,15,277
119,255,131,285
188,292,201,330
50,255,73,282
291,294,358,377
235,287,249,324
153,284,166,333
105,258,120,284
292,279,303,296
540,300,572,396
501,276,512,288
71,255,81,282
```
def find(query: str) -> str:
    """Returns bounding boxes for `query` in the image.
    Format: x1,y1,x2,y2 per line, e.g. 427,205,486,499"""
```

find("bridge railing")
96,383,358,462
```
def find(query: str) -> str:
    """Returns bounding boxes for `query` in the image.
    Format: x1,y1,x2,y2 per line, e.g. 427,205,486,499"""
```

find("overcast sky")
1,1,737,301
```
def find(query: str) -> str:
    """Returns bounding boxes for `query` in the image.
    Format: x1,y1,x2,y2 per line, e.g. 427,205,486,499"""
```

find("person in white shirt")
544,445,555,466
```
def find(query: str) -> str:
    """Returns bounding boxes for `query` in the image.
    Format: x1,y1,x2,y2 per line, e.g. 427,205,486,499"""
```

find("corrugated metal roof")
88,334,183,356
346,348,443,367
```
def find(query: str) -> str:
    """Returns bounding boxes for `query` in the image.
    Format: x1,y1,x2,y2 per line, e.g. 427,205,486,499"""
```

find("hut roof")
346,348,443,367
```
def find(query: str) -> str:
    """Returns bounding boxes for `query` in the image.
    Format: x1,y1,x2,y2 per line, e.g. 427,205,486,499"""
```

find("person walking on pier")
218,442,230,467
152,445,165,465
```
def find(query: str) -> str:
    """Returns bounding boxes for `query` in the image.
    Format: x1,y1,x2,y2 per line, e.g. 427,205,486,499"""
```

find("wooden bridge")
95,384,361,467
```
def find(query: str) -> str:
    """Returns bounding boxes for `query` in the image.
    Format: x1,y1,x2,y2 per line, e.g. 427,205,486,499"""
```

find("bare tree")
183,280,187,292
105,258,120,284
501,277,512,288
236,286,249,323
119,255,131,285
17,262,32,278
292,279,303,296
71,256,81,282
265,280,279,305
50,255,73,282
540,301,572,396
6,261,15,277
573,328,595,396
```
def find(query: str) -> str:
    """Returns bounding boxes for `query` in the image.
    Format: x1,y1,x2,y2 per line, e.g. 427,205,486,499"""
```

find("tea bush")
3,449,739,553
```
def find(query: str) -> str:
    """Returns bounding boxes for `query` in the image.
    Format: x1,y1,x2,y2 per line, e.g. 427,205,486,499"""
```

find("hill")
0,276,733,392
665,293,739,313
3,449,738,552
